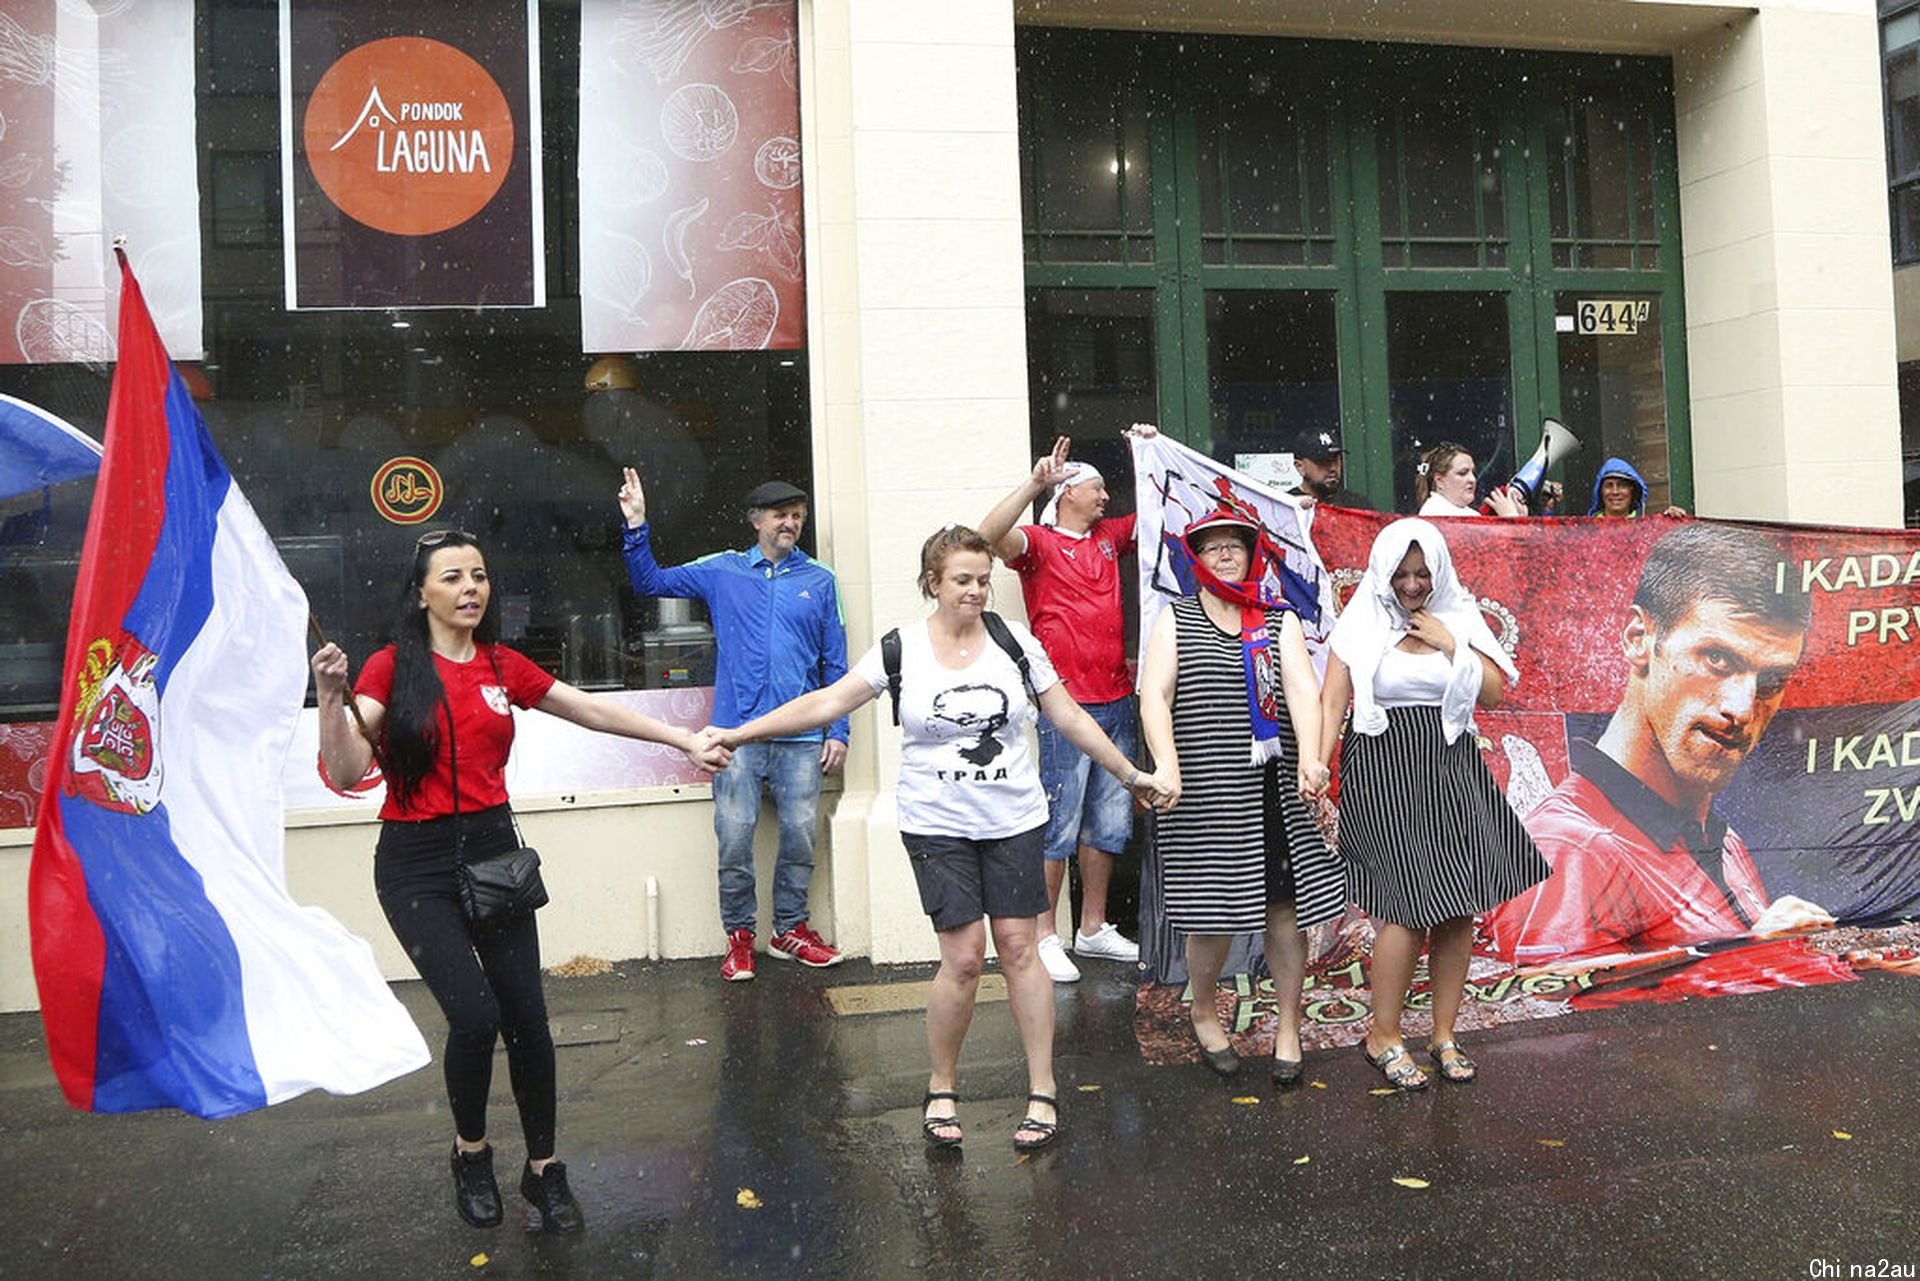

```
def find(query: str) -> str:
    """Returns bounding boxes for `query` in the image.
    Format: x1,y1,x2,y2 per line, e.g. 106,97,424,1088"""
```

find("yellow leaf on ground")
1292,1155,1310,1166
1076,1084,1102,1093
1309,1081,1328,1089
1231,1096,1260,1105
1368,1087,1398,1096
1537,1139,1566,1148
1392,1177,1431,1189
469,1254,489,1268
736,1188,763,1209
1832,1130,1853,1140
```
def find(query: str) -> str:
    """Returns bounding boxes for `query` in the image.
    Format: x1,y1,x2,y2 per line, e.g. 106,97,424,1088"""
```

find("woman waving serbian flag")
27,249,427,1118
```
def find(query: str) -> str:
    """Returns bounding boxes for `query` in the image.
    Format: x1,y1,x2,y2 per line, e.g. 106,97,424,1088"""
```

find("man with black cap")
619,468,848,981
1287,427,1375,511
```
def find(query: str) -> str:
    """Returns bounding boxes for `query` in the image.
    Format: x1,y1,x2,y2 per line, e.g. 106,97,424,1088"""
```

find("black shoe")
450,1144,503,1228
521,1160,585,1234
1271,1058,1304,1090
1191,1023,1241,1077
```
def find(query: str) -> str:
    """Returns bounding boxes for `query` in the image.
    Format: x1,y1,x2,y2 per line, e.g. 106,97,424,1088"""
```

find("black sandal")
1013,1093,1059,1152
922,1090,963,1148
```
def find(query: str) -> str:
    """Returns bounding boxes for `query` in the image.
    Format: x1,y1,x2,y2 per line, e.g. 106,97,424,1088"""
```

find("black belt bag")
446,682,547,925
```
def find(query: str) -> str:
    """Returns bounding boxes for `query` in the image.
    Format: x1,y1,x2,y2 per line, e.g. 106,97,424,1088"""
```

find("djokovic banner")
1133,479,1920,1063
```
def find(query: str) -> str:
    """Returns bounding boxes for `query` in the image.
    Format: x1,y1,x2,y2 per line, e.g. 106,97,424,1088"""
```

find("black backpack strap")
881,627,903,725
981,611,1036,705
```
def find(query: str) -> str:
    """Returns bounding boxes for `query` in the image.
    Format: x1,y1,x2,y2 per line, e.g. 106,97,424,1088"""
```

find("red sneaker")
768,921,843,968
721,928,756,982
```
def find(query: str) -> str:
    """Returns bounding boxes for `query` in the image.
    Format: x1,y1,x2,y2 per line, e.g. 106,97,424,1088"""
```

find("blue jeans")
713,740,822,935
1037,697,1139,863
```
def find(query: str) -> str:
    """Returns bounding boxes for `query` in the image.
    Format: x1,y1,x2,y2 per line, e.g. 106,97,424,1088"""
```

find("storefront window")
1547,96,1661,270
1377,97,1508,269
1025,287,1157,483
1204,291,1339,461
1196,80,1335,266
1018,32,1155,266
0,0,814,721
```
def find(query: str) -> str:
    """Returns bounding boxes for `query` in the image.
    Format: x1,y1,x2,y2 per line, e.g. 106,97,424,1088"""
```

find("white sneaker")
1037,933,1081,983
1074,922,1140,963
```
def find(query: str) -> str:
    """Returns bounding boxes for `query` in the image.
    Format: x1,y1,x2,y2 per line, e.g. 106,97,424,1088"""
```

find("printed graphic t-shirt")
852,617,1060,839
356,644,556,821
1008,514,1136,704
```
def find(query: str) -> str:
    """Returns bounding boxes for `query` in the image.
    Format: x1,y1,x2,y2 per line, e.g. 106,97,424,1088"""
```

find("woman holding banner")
1317,518,1548,1089
1139,507,1345,1085
312,530,729,1233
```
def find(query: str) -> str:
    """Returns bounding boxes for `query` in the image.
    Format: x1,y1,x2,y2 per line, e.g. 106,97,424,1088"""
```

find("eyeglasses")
415,528,475,549
1195,541,1248,557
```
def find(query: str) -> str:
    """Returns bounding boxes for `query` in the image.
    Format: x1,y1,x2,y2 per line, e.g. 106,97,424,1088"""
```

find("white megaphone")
1507,417,1582,506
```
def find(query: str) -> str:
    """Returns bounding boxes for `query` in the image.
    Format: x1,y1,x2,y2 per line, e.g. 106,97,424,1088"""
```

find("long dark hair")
383,531,501,807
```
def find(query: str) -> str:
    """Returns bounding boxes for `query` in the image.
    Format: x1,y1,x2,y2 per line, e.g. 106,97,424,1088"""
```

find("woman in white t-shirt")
711,526,1174,1154
1414,442,1528,518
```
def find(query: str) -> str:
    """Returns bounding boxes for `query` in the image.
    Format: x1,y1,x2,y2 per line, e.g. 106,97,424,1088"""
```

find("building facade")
0,0,1903,1011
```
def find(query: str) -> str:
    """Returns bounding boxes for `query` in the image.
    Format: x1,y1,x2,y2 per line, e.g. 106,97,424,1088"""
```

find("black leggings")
375,806,556,1160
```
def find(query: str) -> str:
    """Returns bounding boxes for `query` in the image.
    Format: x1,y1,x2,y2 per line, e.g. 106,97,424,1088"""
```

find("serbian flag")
27,250,428,1118
1130,432,1339,672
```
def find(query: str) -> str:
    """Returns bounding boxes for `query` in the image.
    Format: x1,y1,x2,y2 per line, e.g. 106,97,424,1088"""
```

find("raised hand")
1485,485,1527,518
1125,421,1160,439
619,466,648,528
310,642,350,699
1032,435,1072,490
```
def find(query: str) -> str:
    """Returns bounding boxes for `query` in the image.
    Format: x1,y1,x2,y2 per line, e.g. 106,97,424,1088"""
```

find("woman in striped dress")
1140,510,1346,1084
1318,518,1548,1090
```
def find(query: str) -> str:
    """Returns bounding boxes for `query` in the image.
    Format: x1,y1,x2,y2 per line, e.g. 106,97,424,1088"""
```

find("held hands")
1297,758,1331,802
685,726,732,774
1126,766,1179,813
309,642,350,699
618,466,648,529
1406,608,1457,658
1031,436,1072,492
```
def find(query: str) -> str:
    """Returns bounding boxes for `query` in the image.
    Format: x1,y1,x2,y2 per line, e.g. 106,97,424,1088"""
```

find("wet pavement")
3,954,1917,1279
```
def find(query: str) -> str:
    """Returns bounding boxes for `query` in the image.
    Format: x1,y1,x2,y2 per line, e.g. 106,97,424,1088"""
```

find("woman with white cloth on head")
1316,518,1548,1090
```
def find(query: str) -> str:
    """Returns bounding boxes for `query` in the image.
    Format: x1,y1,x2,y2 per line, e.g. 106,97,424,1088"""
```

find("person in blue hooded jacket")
1588,456,1688,519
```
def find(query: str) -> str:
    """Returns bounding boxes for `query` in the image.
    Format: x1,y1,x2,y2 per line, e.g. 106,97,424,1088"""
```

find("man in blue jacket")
620,468,849,980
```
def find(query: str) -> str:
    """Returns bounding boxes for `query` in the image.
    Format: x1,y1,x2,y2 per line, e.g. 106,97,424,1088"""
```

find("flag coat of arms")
28,251,427,1118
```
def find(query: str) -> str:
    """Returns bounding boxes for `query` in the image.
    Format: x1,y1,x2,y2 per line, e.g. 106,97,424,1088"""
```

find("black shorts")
900,825,1049,932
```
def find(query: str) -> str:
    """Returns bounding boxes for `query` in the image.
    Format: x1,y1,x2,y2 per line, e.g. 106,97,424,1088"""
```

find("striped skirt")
1337,704,1549,929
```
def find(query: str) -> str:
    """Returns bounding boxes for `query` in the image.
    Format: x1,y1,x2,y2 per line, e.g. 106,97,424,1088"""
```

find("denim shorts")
900,825,1049,932
1037,696,1139,863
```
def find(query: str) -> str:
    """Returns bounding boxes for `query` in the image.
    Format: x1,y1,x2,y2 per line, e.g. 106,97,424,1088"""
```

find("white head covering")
1039,462,1103,527
1329,518,1519,744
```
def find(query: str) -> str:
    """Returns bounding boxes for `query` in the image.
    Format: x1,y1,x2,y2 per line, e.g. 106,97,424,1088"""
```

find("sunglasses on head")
415,528,475,549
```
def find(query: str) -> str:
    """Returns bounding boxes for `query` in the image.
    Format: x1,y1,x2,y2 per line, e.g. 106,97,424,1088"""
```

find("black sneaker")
520,1160,585,1234
450,1144,503,1228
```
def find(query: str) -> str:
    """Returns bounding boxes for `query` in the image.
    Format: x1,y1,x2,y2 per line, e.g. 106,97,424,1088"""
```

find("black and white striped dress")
1156,597,1346,935
1338,646,1549,928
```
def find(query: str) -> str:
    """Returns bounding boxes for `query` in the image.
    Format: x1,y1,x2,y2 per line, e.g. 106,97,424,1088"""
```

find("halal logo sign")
372,455,444,524
303,36,514,237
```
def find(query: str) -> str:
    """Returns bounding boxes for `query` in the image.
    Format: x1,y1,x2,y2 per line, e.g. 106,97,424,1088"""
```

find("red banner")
1135,507,1920,1063
578,0,804,352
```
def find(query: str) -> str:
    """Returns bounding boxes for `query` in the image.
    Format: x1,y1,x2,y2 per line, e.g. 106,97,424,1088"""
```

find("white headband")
1039,462,1103,527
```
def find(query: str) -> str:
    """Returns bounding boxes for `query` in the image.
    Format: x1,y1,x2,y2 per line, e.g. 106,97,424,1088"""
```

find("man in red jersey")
977,426,1156,982
1485,523,1849,1003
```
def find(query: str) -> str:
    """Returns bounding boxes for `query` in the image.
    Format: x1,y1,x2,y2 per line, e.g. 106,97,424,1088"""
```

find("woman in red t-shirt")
312,530,727,1234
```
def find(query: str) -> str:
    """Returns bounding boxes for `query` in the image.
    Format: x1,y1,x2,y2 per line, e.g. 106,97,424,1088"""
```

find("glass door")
1383,292,1514,513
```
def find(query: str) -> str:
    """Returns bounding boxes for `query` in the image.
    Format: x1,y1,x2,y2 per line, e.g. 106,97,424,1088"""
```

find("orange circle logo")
303,37,513,237
371,456,444,524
